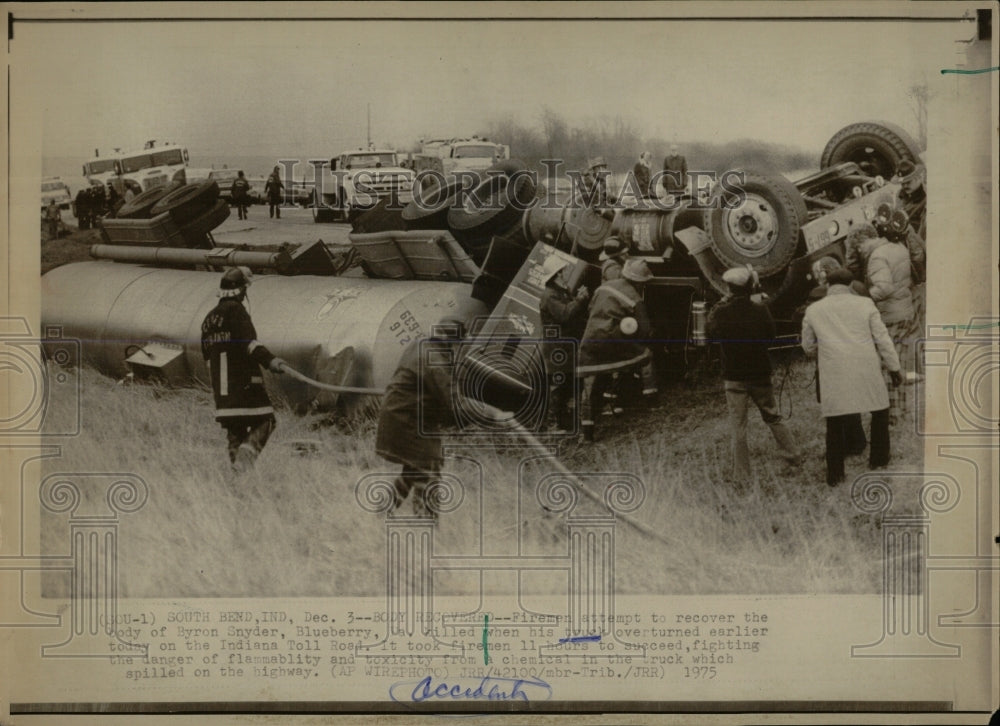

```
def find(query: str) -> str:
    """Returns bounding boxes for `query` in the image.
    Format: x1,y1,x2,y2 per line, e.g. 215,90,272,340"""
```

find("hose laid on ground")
490,414,678,548
280,361,674,546
276,362,386,396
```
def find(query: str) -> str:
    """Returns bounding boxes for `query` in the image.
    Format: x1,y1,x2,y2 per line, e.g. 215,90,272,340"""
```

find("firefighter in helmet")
578,258,658,442
201,267,286,475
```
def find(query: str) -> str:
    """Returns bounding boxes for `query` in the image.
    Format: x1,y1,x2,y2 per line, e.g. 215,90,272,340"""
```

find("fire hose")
276,361,386,396
278,360,674,547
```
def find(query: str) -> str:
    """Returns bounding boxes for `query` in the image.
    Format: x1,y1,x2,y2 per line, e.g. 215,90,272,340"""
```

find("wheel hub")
724,193,778,257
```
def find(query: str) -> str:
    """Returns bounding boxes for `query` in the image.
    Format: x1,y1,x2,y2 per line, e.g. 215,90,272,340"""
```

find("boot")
232,444,258,474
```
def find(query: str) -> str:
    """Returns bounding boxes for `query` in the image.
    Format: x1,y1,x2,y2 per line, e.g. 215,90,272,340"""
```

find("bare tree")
907,81,931,149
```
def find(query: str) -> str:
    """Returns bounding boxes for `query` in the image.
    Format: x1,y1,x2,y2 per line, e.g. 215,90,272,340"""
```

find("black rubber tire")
149,181,220,222
402,177,468,230
446,172,536,248
350,196,407,233
819,121,923,178
704,173,807,278
116,187,172,219
178,199,231,245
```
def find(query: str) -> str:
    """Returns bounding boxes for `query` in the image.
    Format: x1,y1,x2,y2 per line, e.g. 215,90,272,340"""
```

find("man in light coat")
854,225,914,425
801,268,903,486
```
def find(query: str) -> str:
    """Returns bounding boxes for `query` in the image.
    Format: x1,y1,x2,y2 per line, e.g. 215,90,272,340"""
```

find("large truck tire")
819,121,923,178
704,173,806,278
402,177,468,230
115,187,172,219
350,196,407,233
446,172,536,249
178,199,231,245
312,201,337,223
149,181,220,222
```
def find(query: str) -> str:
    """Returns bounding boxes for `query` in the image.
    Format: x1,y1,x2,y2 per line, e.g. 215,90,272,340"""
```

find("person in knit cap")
706,266,800,481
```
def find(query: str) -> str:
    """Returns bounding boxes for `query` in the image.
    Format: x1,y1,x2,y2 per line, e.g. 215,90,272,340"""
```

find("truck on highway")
83,141,190,196
408,137,510,182
311,147,415,223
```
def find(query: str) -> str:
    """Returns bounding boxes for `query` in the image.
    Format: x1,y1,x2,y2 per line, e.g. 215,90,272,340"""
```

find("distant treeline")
474,110,815,176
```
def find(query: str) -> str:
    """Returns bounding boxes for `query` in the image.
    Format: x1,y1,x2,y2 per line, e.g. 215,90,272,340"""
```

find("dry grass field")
40,357,925,599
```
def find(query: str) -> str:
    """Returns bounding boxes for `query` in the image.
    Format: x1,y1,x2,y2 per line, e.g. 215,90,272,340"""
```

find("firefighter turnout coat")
201,298,277,421
579,278,652,366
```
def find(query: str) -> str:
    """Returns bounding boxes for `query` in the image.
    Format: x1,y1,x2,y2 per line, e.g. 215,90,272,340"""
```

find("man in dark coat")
662,144,688,195
264,165,284,219
894,159,926,240
44,200,62,239
574,156,611,208
632,152,652,199
538,257,590,431
201,267,286,474
578,258,657,441
74,188,91,230
231,170,252,221
375,319,466,518
706,266,800,481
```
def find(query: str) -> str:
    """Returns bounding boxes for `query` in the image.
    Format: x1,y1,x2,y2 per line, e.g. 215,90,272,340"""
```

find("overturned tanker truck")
41,121,925,416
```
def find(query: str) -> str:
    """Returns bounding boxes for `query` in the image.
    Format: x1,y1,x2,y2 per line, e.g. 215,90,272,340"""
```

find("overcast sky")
14,13,975,169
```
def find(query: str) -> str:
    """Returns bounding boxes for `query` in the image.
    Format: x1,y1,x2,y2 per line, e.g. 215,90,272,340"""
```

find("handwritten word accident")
390,674,553,703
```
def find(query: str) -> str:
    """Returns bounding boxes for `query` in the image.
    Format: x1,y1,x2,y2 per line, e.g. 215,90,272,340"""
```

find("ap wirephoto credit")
2,3,997,724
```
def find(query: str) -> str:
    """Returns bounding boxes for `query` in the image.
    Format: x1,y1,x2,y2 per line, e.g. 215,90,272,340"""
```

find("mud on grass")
38,362,923,598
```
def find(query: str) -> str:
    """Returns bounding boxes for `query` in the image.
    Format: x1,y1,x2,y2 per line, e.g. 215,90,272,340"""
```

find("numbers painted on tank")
390,310,422,346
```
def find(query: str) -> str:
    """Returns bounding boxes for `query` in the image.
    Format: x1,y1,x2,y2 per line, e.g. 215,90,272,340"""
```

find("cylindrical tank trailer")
41,261,477,408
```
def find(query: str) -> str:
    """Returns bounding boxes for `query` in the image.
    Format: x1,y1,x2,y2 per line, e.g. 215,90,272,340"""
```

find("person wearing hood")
801,268,902,486
706,266,800,481
200,267,286,475
538,256,590,431
375,312,509,519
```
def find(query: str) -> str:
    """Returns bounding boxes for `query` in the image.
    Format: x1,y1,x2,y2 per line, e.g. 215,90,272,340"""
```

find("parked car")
41,177,73,211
